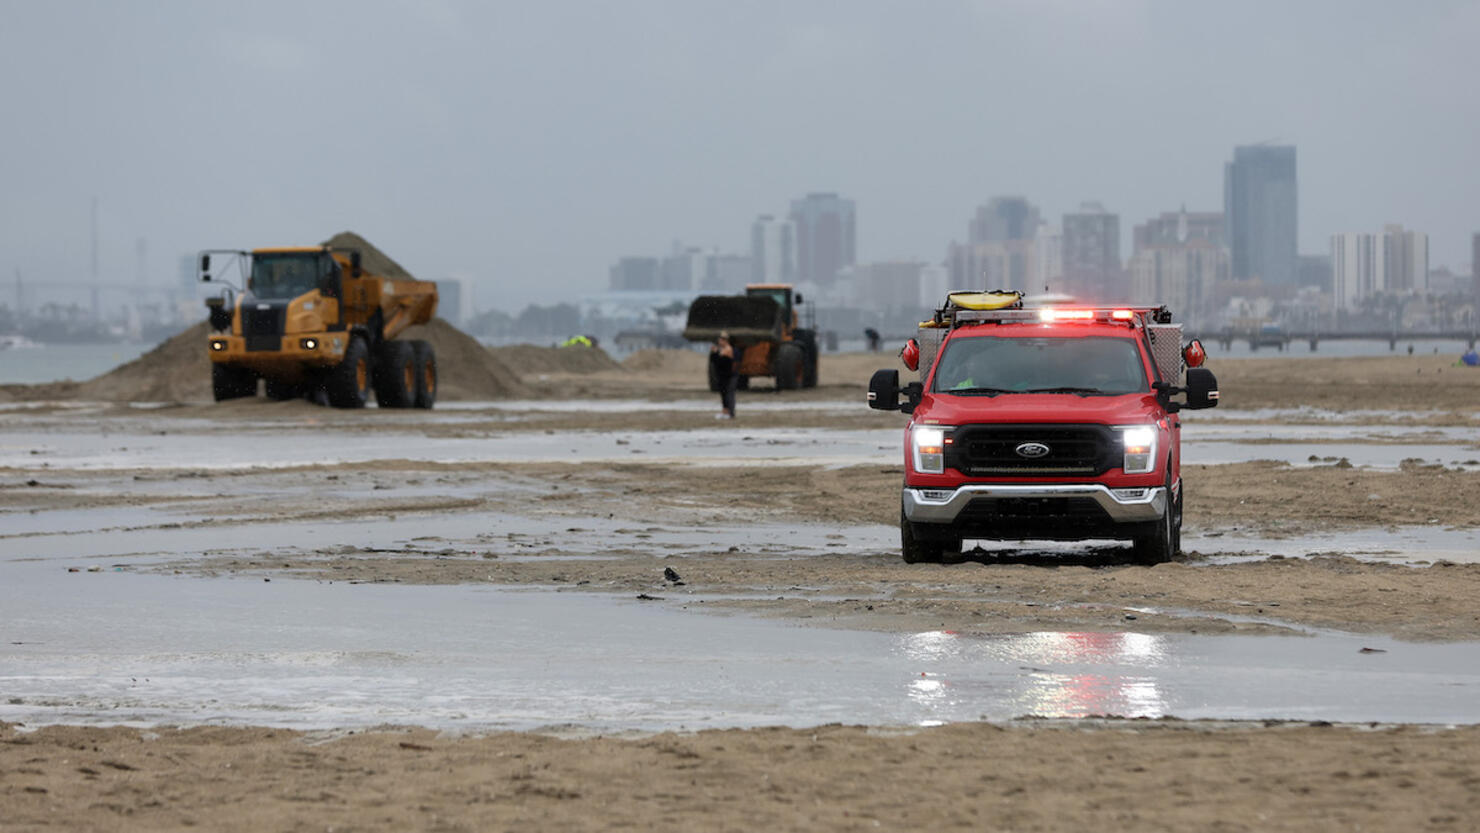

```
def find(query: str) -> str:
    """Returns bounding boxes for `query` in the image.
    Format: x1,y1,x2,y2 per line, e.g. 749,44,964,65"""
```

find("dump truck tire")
264,378,303,401
373,340,416,408
411,340,437,409
775,342,804,390
212,364,257,401
325,336,370,408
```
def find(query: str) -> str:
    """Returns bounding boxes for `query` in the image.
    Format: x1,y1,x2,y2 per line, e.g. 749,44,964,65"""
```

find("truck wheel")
373,340,416,408
263,378,303,401
212,364,257,401
775,343,804,391
325,336,370,408
802,349,818,388
736,375,750,390
1132,472,1180,565
900,510,950,564
411,340,437,409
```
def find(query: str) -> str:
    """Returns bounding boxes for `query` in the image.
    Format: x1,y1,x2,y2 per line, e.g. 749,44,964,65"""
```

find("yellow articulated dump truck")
199,235,438,409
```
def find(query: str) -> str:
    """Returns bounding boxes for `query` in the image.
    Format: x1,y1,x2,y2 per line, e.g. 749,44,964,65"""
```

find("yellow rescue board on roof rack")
946,290,1022,310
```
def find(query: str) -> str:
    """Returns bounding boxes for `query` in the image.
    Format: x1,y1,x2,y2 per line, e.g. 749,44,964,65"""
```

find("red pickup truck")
868,293,1219,565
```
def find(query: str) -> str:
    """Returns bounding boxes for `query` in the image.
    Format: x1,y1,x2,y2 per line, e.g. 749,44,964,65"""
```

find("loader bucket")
682,295,784,344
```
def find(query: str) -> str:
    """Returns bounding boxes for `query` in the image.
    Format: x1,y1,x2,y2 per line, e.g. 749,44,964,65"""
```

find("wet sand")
6,720,1480,833
4,349,1480,829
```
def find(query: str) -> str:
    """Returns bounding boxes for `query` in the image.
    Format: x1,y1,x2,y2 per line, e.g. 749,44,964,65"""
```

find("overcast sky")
2,0,1477,311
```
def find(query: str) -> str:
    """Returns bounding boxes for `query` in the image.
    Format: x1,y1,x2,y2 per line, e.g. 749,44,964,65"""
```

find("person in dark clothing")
710,331,737,419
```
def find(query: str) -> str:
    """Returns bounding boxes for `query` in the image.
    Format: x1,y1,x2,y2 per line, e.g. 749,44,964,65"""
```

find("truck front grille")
948,424,1115,476
242,304,286,352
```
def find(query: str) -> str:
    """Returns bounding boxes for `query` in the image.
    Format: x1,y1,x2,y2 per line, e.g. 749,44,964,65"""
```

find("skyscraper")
1224,145,1298,287
1061,202,1121,300
788,193,856,286
749,215,796,285
1330,224,1427,310
948,197,1041,292
1127,209,1228,328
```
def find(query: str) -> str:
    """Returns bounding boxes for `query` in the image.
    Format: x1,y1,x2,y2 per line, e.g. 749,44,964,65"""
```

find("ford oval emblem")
1015,442,1051,459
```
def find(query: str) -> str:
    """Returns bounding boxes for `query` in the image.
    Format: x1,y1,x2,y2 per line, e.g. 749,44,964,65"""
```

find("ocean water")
0,342,154,385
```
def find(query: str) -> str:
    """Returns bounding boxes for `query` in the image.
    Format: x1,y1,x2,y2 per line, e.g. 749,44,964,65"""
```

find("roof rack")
923,290,1172,330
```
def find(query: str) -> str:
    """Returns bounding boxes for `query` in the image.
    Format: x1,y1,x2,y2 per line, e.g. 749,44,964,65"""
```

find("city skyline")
2,1,1477,314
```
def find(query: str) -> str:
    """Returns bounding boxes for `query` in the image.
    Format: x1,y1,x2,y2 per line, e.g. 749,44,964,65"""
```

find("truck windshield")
931,336,1148,395
250,254,320,300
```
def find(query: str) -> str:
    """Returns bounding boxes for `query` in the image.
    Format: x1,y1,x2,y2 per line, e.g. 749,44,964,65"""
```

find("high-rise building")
851,261,927,314
749,215,796,285
1127,209,1228,328
608,256,661,291
1330,225,1426,310
968,196,1040,245
948,197,1042,293
1473,233,1480,300
1224,144,1298,287
1331,232,1379,310
1061,202,1121,299
660,244,705,291
1381,225,1428,294
788,193,856,286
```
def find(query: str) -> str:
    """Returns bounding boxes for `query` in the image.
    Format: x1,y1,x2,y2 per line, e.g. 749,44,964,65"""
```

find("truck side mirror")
1184,367,1219,409
868,369,899,410
199,253,211,281
868,369,923,413
795,292,804,304
350,251,363,278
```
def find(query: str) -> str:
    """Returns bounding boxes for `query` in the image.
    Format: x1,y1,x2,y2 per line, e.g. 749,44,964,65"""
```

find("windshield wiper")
948,386,1016,396
1021,386,1107,396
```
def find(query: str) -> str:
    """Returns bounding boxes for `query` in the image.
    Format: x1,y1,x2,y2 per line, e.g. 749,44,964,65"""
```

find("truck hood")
912,391,1164,427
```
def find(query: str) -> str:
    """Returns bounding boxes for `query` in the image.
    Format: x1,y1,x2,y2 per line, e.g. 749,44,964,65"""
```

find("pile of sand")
622,348,705,374
73,322,215,402
488,344,623,376
322,231,415,279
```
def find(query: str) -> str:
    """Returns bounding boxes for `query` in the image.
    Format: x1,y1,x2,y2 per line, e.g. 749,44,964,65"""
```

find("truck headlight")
912,425,950,474
300,338,318,350
1120,425,1157,474
210,339,227,351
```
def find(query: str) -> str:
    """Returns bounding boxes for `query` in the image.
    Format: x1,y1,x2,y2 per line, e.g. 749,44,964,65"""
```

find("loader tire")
411,340,437,409
325,336,370,409
212,364,257,401
802,348,818,389
774,342,804,391
373,340,416,408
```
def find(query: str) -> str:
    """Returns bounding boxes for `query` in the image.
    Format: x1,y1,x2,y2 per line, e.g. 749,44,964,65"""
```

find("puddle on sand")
1187,526,1480,565
3,573,1478,731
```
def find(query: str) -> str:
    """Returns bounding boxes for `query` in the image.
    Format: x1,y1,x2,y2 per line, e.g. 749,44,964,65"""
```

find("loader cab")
248,249,347,301
746,284,799,330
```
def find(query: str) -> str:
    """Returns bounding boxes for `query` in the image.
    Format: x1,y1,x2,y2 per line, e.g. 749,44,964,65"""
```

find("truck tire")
736,375,750,390
1132,471,1180,565
411,340,437,409
900,510,951,564
263,378,303,401
775,342,804,391
212,364,257,401
325,336,370,408
373,340,416,408
802,348,818,388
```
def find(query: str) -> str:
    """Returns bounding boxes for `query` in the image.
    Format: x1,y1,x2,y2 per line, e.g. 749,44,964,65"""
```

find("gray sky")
2,0,1477,311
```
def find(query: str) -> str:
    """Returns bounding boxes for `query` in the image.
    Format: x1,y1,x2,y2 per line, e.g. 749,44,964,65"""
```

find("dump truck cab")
868,291,1219,565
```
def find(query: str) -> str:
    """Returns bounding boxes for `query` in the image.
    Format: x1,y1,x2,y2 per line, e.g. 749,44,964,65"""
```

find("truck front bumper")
903,484,1168,540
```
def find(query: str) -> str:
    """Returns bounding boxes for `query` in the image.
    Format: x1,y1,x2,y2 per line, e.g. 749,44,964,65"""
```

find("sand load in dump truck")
199,231,439,409
682,284,818,390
